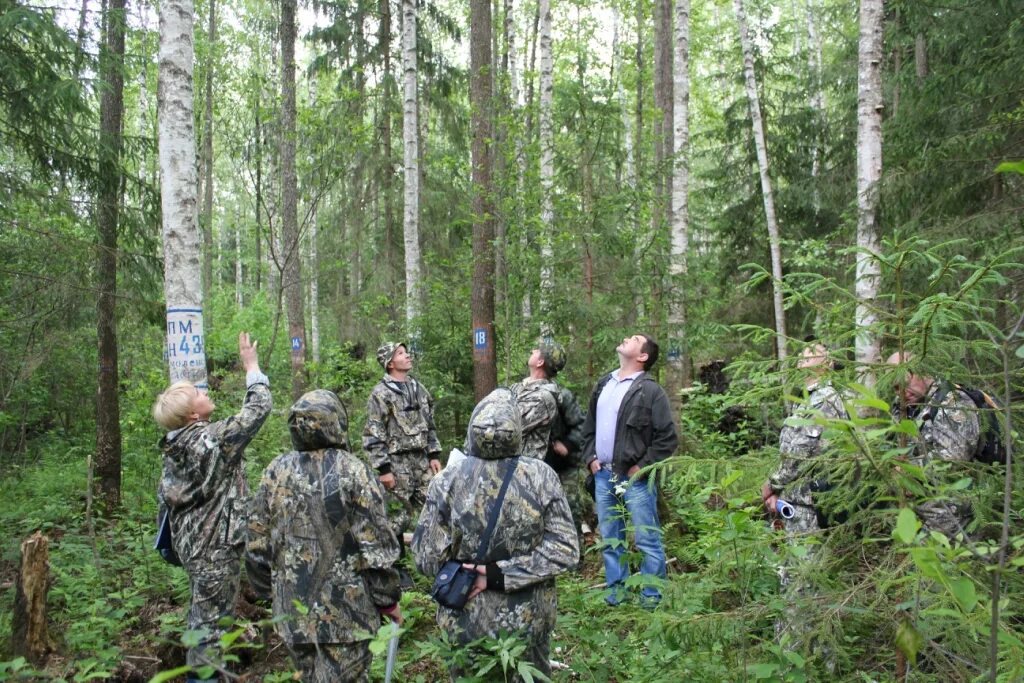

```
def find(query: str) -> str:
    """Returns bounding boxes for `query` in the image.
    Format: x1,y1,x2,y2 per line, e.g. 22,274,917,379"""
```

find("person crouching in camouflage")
152,332,271,681
510,339,561,461
412,389,579,680
761,342,848,654
886,351,981,539
246,390,402,682
363,341,442,585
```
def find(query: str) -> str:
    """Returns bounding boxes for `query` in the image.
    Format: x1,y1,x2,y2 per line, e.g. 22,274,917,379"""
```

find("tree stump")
10,531,54,665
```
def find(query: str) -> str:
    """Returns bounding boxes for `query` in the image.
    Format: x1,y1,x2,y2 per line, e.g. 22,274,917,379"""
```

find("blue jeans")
594,467,666,604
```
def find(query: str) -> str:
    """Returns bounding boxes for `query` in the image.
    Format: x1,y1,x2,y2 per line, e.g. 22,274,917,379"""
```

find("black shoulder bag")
430,458,519,610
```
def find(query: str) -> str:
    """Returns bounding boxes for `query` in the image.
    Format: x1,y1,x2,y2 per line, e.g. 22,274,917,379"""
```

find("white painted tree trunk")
856,0,883,387
613,6,635,186
806,0,825,212
402,0,422,328
537,0,553,332
309,215,320,363
159,0,207,387
734,0,787,362
669,0,691,388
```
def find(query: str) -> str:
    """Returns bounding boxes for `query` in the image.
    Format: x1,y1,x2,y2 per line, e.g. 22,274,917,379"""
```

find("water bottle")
776,499,796,520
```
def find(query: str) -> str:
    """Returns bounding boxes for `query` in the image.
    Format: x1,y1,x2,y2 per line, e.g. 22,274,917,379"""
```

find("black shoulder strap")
473,457,519,563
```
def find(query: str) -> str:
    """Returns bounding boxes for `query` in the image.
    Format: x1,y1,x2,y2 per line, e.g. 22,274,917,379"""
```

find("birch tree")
806,0,825,213
537,0,554,330
96,0,125,509
734,0,787,361
280,0,307,399
856,0,883,386
402,0,422,328
200,0,215,299
613,7,635,187
668,0,691,392
159,0,208,388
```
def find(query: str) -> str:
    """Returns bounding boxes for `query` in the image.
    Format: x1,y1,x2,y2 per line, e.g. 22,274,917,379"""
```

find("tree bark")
806,0,825,213
668,0,691,398
280,0,306,399
95,0,126,511
379,0,397,299
470,0,497,400
734,0,787,362
613,7,635,186
11,533,53,665
537,0,554,331
201,0,216,301
856,0,883,387
914,32,927,81
159,0,208,387
402,0,422,329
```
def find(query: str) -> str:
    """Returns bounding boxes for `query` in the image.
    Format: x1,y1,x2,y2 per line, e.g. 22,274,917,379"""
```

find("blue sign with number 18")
473,328,487,350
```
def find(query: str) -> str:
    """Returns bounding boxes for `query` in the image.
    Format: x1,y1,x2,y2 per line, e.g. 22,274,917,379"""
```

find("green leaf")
995,160,1024,175
1016,343,1024,359
746,662,779,678
895,618,924,665
893,508,921,544
949,577,978,613
148,665,193,683
292,599,309,616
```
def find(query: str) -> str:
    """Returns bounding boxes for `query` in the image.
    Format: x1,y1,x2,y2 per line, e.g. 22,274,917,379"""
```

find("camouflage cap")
376,341,408,371
466,388,523,460
288,389,349,451
538,338,567,375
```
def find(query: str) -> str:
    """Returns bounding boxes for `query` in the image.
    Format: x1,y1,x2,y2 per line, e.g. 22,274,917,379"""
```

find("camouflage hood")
288,389,349,451
466,388,523,460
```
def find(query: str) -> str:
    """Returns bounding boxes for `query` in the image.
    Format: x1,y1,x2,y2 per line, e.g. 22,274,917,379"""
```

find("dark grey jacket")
580,371,679,478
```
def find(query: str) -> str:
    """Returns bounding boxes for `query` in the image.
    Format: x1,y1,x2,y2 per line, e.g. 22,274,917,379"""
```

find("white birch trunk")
669,0,690,387
309,215,320,363
856,0,883,387
235,216,243,307
402,0,422,328
734,0,787,361
806,0,825,212
537,0,553,331
159,0,207,387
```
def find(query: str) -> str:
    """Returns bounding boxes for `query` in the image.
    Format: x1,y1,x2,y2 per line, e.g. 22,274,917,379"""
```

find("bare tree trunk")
613,7,635,186
537,0,554,332
280,0,306,399
235,217,243,306
201,0,216,300
632,0,645,322
668,0,691,399
856,0,883,387
309,216,320,363
95,0,125,511
734,0,787,362
914,31,927,81
379,0,397,299
159,0,208,387
402,0,422,329
254,105,264,293
471,0,497,400
806,0,825,213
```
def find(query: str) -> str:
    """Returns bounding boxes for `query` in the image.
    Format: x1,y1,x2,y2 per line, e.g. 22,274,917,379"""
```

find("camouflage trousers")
775,504,833,670
184,549,242,672
286,641,372,683
558,467,594,552
386,450,435,538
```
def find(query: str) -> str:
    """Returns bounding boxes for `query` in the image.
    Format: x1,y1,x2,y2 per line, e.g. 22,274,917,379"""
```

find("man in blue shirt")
581,334,679,607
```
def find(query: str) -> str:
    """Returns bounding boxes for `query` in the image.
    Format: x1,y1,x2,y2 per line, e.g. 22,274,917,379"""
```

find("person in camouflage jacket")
887,351,981,538
153,332,271,680
761,343,848,652
510,340,561,460
363,342,442,548
246,390,402,682
412,389,579,680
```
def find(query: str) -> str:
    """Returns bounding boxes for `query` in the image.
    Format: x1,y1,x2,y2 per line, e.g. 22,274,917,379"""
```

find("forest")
0,0,1022,678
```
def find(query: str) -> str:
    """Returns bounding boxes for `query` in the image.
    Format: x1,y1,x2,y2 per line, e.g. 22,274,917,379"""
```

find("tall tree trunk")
734,0,787,362
914,31,927,81
402,0,422,329
254,103,264,293
613,7,635,186
280,0,306,399
520,0,537,323
668,0,691,399
856,0,883,387
96,0,125,511
632,0,645,322
806,0,825,213
201,0,216,300
537,0,554,332
159,0,208,388
470,0,497,400
309,215,320,363
379,0,397,299
235,217,243,306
